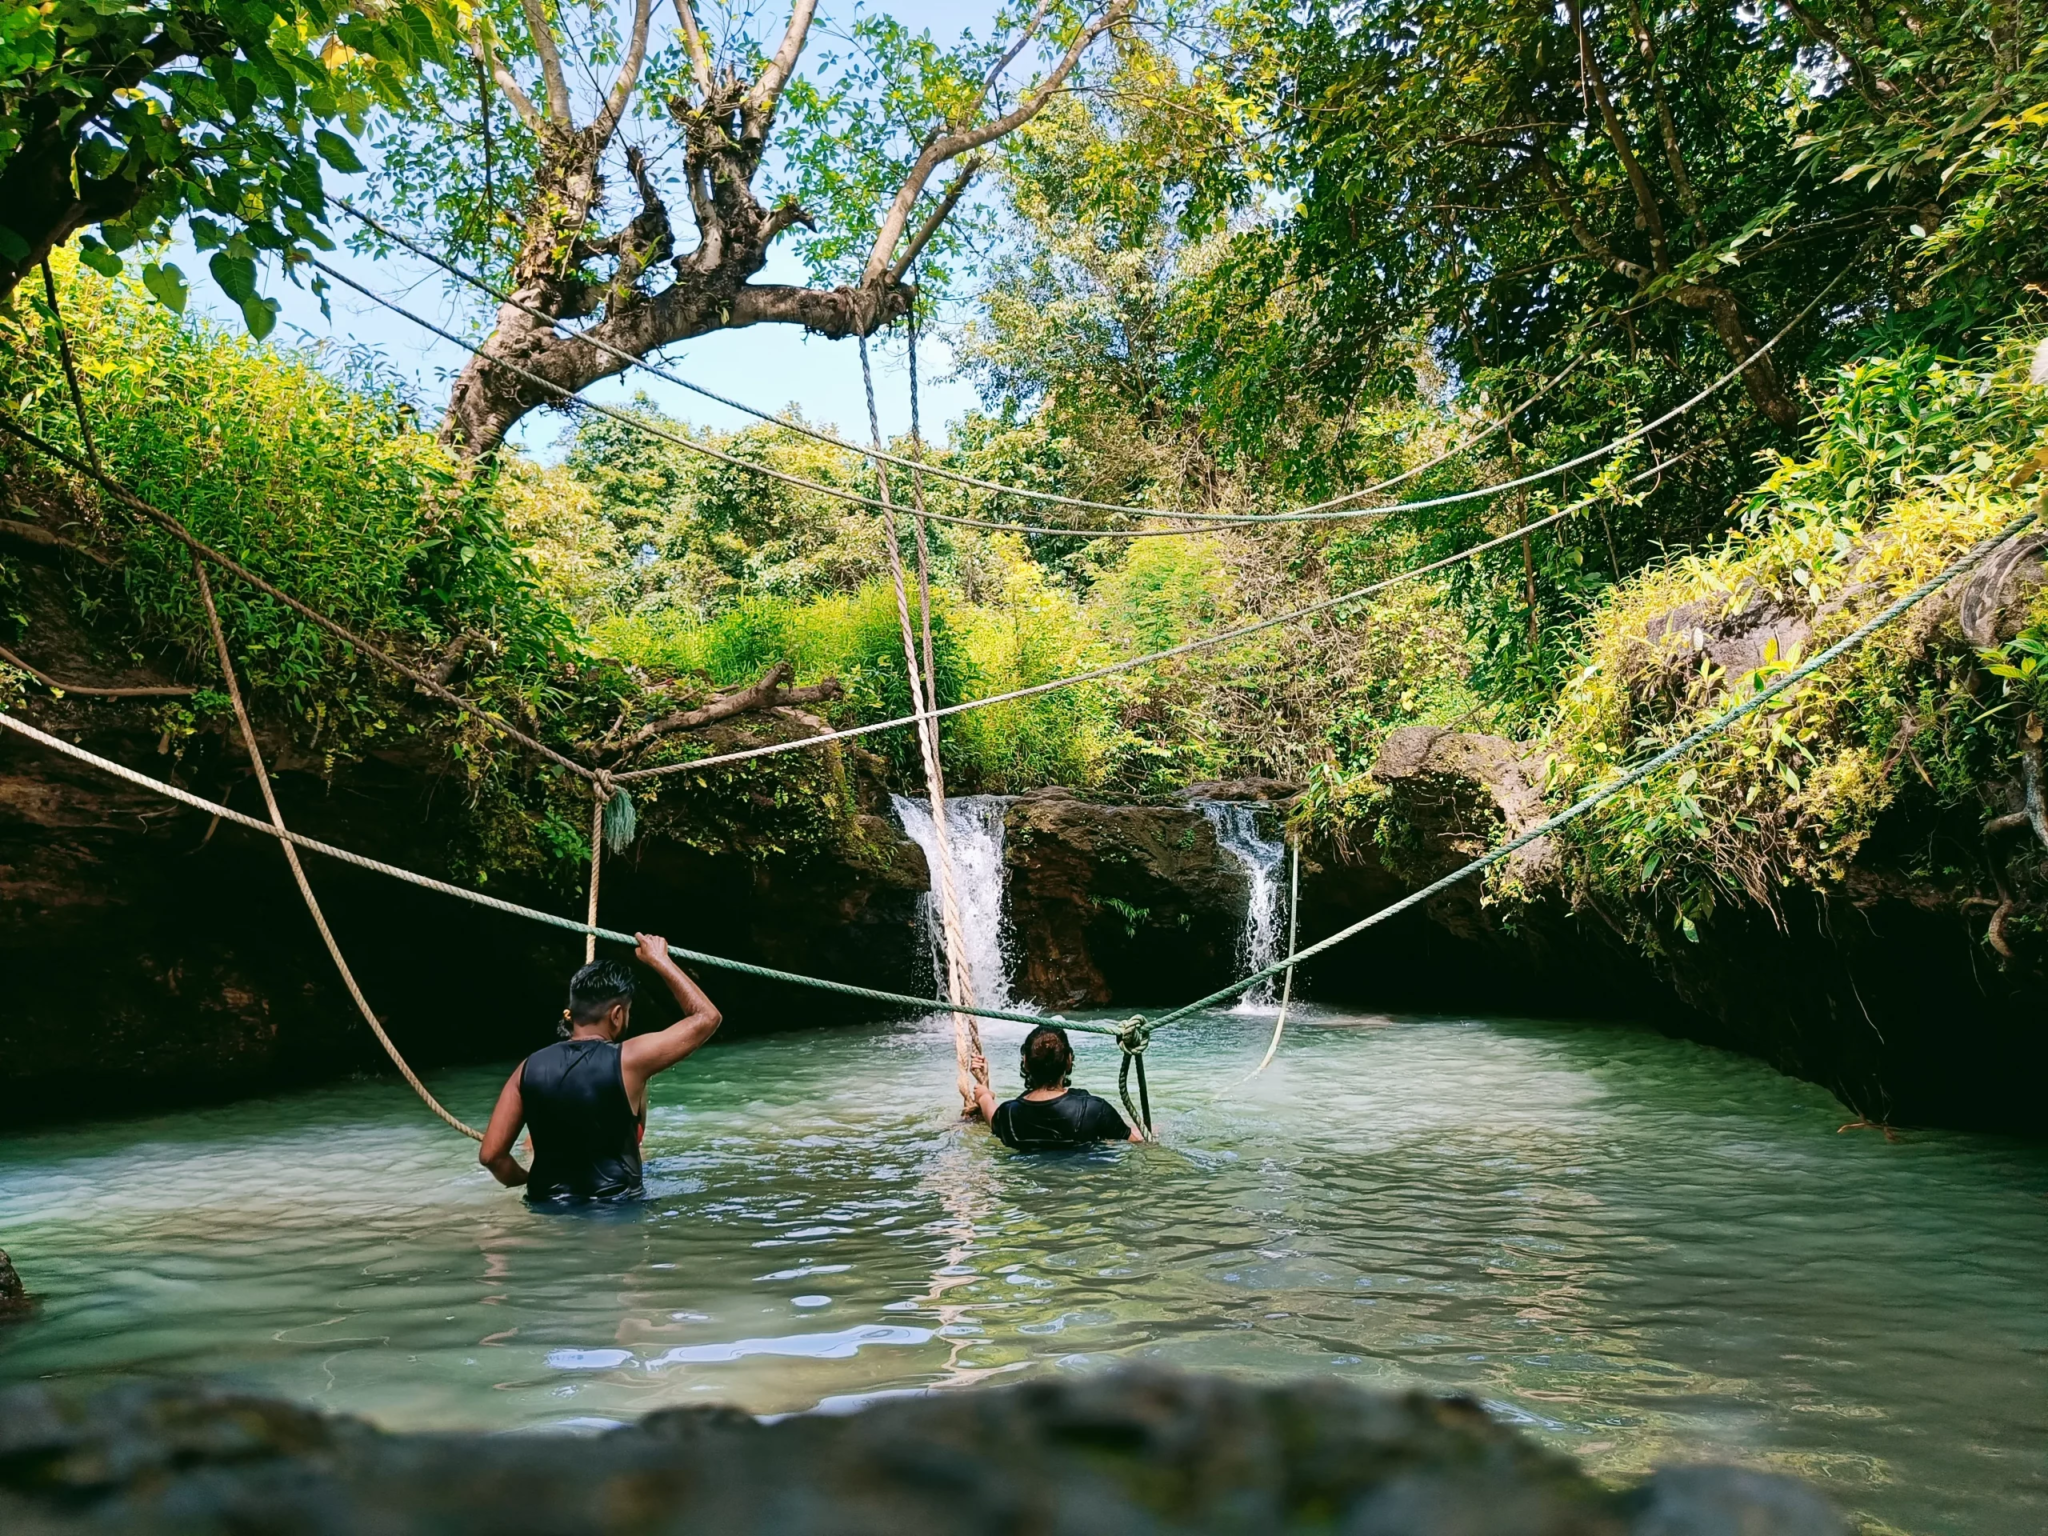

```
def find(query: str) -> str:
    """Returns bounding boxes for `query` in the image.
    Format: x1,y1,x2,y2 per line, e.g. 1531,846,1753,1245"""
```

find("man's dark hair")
567,958,637,1025
1019,1025,1074,1091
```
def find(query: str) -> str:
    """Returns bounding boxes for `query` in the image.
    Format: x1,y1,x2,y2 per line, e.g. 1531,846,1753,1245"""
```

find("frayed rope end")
603,786,638,852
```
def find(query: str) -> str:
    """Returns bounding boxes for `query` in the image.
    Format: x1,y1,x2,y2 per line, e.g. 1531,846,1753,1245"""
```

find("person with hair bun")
970,1024,1140,1151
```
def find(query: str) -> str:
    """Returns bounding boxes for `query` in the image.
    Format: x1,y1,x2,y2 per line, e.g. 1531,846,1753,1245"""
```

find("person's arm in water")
968,1053,998,1124
478,1066,530,1187
620,932,722,1104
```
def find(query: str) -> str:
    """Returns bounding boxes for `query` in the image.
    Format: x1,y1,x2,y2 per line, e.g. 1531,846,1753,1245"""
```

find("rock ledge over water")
0,1368,1843,1535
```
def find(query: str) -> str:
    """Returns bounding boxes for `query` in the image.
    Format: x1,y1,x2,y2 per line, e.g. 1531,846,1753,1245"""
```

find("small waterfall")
891,795,1016,1013
1196,801,1288,1007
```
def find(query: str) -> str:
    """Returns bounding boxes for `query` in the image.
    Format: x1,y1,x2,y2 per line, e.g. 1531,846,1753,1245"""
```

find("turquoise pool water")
2,1006,2043,1533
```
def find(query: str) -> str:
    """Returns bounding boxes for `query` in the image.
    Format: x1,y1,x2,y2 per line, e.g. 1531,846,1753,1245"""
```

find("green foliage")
0,259,631,882
1538,327,2048,943
0,0,451,321
3,261,576,744
1793,1,2048,299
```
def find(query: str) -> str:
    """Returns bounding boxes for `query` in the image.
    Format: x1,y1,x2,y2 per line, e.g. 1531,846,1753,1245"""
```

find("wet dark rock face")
0,1369,1844,1536
0,695,933,1125
1350,725,2048,1133
1002,788,1245,1009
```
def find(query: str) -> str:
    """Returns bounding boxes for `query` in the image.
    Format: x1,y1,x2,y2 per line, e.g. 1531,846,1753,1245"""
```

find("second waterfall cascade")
891,795,1019,1015
1196,801,1289,1008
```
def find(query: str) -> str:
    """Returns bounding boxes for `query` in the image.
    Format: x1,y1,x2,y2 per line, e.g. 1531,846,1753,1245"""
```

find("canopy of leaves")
0,0,451,329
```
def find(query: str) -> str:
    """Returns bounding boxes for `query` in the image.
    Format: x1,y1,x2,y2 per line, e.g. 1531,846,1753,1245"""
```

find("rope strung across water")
0,708,1097,1036
1,506,2027,1129
1134,508,2043,1039
307,254,1838,540
334,195,1588,525
189,551,484,1139
0,413,602,788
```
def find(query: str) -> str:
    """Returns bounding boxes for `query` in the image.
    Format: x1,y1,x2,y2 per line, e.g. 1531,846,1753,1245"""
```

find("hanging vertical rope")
861,332,984,1116
906,315,989,1096
189,554,482,1140
585,791,604,965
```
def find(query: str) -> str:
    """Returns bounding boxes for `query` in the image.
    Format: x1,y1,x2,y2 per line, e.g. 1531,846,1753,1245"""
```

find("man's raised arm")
621,932,722,1085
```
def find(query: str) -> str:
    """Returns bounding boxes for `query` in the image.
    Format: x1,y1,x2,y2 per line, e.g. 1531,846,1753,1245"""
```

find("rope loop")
592,768,619,805
1113,1015,1155,1140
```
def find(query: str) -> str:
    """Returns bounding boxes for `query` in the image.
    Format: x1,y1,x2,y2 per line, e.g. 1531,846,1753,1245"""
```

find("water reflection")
0,1007,2044,1535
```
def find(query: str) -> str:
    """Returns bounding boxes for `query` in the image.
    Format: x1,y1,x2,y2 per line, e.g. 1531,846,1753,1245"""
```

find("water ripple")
1,1008,2044,1534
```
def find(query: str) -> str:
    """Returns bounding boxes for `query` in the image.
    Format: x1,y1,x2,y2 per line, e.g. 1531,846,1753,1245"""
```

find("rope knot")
592,768,619,805
1113,1015,1156,1141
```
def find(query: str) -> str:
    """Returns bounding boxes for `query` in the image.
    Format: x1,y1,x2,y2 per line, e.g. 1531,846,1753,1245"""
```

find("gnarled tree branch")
612,661,844,755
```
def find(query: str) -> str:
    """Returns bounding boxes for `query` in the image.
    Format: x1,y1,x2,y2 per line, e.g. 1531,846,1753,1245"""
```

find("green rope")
1138,509,2041,1036
0,511,2028,1093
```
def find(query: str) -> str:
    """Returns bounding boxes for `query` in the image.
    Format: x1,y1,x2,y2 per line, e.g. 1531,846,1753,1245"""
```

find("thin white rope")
0,708,1086,1034
335,195,1587,523
1,507,2024,1065
308,255,1835,538
616,450,1666,785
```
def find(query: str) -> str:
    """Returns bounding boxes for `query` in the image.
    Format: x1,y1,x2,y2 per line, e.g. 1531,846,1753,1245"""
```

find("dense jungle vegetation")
3,0,2045,953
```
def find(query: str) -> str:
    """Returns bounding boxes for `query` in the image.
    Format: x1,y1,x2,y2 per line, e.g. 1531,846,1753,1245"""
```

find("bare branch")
0,641,193,697
429,631,482,687
519,0,574,125
1523,145,1647,281
861,0,1132,288
1623,0,1702,235
1566,0,1670,276
613,661,844,754
674,0,714,100
466,22,544,135
967,0,1053,123
595,0,657,143
743,0,820,114
0,517,114,567
887,158,982,284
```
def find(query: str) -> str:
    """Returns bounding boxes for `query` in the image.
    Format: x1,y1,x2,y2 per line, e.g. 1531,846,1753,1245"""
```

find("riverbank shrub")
1532,328,2048,947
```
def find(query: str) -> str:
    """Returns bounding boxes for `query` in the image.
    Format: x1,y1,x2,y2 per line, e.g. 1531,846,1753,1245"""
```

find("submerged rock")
0,1249,25,1317
0,1369,1843,1536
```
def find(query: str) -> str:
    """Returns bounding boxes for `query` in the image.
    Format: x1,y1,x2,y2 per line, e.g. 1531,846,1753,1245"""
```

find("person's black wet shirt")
990,1087,1129,1151
521,1038,644,1201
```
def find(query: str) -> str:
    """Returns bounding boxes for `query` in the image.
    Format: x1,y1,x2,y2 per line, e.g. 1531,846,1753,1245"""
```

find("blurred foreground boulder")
0,1367,1843,1535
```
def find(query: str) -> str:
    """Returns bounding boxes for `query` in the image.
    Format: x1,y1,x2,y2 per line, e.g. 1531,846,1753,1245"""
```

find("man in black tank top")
478,934,721,1202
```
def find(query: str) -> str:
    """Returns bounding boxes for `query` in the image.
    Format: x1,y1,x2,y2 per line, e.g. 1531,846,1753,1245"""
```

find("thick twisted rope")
862,333,986,1113
0,707,1098,1035
189,552,483,1139
1,506,2025,1130
906,314,990,1105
